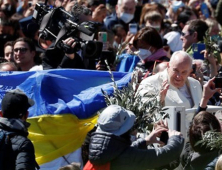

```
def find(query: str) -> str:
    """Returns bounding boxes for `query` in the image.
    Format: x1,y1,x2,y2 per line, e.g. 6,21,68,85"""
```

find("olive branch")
101,62,169,133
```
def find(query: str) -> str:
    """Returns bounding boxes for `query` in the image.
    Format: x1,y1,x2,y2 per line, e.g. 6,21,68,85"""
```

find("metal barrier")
165,105,222,137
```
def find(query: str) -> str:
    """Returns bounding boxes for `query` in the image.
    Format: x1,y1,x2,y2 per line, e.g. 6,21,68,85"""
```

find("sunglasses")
181,30,195,37
181,32,190,37
13,48,28,53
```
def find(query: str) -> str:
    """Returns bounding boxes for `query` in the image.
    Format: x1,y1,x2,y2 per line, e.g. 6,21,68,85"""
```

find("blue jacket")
104,13,135,32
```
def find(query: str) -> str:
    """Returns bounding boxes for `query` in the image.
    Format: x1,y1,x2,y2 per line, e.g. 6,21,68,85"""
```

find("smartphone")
192,43,205,60
160,131,169,145
215,72,222,88
98,32,107,43
129,23,138,35
99,50,115,65
201,3,210,18
98,32,108,50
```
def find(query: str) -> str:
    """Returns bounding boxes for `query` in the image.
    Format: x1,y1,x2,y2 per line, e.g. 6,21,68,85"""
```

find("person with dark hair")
4,41,13,62
13,37,43,71
181,19,220,78
182,19,220,79
87,0,105,11
0,19,15,57
163,7,197,53
41,35,86,69
0,89,39,170
143,10,163,33
112,24,127,49
176,8,197,31
0,0,16,18
181,111,221,169
133,26,169,77
139,3,166,27
85,105,184,170
181,19,208,52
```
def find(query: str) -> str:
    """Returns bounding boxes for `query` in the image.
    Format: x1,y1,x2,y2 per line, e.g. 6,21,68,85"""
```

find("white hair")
117,0,138,5
170,50,193,68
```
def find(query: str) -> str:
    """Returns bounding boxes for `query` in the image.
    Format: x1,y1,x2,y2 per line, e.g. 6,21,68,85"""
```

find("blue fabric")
0,69,131,119
116,54,140,73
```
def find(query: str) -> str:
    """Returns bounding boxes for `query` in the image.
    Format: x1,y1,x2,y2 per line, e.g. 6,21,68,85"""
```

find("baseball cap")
96,105,136,136
1,89,35,118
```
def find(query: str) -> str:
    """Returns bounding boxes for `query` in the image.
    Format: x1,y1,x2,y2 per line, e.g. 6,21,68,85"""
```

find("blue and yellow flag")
0,69,131,169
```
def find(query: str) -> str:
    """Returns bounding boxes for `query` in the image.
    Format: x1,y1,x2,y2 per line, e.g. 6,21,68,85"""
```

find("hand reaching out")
159,80,170,105
145,126,168,146
200,77,221,107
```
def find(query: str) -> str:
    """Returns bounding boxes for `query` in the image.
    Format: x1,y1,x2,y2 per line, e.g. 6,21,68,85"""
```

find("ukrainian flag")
0,69,131,169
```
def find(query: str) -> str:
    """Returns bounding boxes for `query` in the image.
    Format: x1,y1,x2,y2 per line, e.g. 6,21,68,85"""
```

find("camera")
32,2,103,59
215,72,222,88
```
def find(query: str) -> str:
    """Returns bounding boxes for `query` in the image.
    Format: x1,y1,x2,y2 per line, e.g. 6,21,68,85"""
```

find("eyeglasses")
13,48,28,53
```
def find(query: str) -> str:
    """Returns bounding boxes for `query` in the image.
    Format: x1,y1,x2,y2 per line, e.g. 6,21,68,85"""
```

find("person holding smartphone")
181,19,220,78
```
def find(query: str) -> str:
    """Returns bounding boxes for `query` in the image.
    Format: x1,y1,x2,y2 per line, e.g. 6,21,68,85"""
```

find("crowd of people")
1,0,222,169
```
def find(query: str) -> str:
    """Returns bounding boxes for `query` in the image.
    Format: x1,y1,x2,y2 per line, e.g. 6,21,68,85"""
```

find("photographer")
42,37,85,70
33,1,109,70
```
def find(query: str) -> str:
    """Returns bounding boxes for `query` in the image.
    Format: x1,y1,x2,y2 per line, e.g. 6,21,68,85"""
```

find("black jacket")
181,142,219,170
42,46,85,70
0,118,39,170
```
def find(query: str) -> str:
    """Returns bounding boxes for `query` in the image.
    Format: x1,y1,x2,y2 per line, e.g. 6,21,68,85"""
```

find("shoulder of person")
105,12,117,20
10,134,34,150
141,70,166,83
187,76,202,86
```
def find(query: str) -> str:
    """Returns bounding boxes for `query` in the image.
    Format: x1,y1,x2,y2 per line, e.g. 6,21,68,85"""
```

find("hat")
96,105,136,136
1,89,35,118
163,31,183,52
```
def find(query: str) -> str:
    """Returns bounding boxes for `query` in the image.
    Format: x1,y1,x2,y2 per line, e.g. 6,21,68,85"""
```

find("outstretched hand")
145,126,168,146
200,77,221,108
159,80,170,105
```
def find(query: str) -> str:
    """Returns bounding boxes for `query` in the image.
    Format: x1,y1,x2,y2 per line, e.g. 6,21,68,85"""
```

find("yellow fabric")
27,114,98,165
